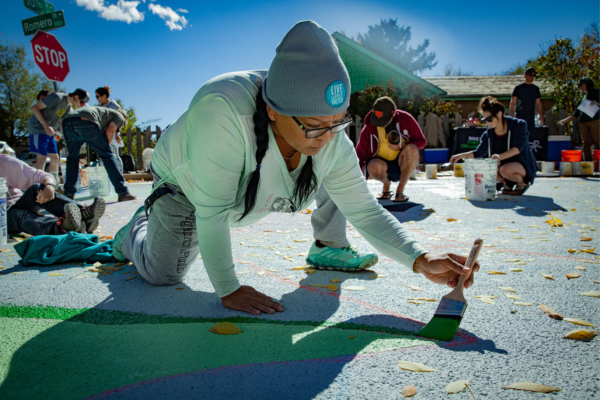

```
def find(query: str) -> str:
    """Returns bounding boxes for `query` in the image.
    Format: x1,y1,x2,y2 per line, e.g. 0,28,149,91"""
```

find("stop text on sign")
33,44,67,69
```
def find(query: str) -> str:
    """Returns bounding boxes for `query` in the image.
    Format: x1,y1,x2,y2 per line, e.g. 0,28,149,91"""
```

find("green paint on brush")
416,316,460,342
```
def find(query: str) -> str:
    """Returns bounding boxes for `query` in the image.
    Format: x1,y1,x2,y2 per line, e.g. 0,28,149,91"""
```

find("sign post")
22,10,65,36
30,31,70,83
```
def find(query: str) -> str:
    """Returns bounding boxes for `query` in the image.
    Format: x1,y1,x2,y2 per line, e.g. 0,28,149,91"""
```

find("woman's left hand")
413,252,480,289
36,185,55,204
491,154,501,166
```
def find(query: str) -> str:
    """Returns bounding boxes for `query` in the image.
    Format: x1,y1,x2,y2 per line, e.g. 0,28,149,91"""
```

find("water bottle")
0,177,8,248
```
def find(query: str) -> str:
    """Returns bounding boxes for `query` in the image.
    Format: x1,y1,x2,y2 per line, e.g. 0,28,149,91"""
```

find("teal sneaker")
113,206,146,262
306,242,378,271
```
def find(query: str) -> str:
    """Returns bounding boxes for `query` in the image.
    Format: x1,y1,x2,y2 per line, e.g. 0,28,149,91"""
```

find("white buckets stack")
0,177,8,248
86,167,112,197
464,159,498,201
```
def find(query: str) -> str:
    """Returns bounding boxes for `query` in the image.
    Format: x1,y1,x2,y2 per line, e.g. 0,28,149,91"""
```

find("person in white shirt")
112,21,479,316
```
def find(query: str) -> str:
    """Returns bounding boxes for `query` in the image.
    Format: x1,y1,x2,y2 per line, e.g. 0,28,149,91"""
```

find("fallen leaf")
541,273,555,280
478,297,496,305
514,262,528,265
475,295,499,299
397,361,438,372
567,249,577,254
563,318,595,328
581,237,593,241
408,300,423,304
446,379,471,394
257,271,265,276
331,278,340,283
580,248,597,253
176,287,184,290
540,304,563,320
579,291,600,298
403,385,418,398
510,268,523,272
514,301,534,306
344,286,366,291
503,259,521,263
417,298,437,302
265,268,278,272
499,287,516,292
125,276,137,281
291,266,307,270
594,280,600,284
503,382,562,393
574,266,586,271
236,271,251,275
446,218,458,222
564,329,597,341
369,274,379,279
566,272,581,279
209,322,243,335
488,271,507,275
304,269,315,274
404,285,423,291
307,284,327,288
48,273,63,276
504,294,522,300
327,284,338,292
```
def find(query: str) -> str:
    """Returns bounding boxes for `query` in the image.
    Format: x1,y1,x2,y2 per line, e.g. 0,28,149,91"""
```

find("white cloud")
75,0,144,23
177,8,188,13
148,4,188,31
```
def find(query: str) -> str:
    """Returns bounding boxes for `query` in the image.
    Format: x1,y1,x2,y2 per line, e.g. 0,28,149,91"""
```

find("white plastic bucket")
86,167,112,197
60,162,82,189
464,158,497,201
559,162,572,176
425,164,437,179
0,177,8,248
541,162,555,174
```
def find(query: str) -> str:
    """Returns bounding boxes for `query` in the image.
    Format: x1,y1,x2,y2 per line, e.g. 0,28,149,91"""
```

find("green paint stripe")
0,303,417,336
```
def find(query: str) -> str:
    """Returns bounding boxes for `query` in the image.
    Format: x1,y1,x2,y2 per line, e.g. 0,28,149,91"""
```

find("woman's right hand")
221,285,284,315
449,154,462,164
44,126,55,137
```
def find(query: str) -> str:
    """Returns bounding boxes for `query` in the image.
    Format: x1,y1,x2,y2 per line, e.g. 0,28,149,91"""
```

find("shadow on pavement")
0,266,505,399
468,194,567,217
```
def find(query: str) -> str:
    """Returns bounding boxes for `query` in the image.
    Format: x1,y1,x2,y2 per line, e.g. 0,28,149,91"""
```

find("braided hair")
237,80,317,221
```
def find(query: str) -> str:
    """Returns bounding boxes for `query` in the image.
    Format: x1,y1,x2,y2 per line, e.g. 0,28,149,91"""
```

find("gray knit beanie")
263,20,350,117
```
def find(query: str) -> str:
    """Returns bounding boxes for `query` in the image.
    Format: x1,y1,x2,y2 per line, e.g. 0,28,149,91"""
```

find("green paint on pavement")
0,304,433,399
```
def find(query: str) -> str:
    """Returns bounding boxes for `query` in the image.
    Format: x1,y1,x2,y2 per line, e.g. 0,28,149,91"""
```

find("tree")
0,34,59,147
443,63,473,77
356,19,437,74
502,57,539,75
537,23,599,134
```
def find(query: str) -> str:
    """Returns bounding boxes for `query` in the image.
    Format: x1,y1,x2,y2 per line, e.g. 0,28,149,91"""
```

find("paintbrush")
416,238,483,341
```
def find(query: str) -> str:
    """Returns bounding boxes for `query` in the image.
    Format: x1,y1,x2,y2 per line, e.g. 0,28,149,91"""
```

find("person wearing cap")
509,68,544,136
61,106,136,202
28,89,89,185
559,77,600,162
354,96,426,202
111,20,479,316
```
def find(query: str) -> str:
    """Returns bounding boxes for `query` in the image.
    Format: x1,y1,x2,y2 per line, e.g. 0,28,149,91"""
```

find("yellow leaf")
478,297,496,305
574,266,586,271
404,285,422,291
176,287,184,290
403,385,418,398
126,276,137,281
446,379,471,394
475,295,499,299
48,273,63,276
488,271,506,275
566,272,580,279
563,329,597,341
344,286,366,291
581,237,593,241
305,208,313,214
503,382,562,393
541,273,554,280
514,301,534,306
304,269,315,274
257,271,265,276
594,280,600,284
579,291,600,298
563,318,595,328
580,248,597,253
331,278,340,283
510,268,523,272
505,294,522,300
291,266,307,270
514,262,528,265
369,274,378,278
418,298,437,302
446,218,458,222
499,287,516,292
503,259,521,263
408,300,423,304
308,284,327,288
209,322,243,335
539,304,563,319
327,284,338,292
397,361,438,372
567,249,577,253
265,268,278,272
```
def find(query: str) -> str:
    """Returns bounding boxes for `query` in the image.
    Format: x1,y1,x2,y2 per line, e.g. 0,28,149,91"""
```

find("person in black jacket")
450,96,538,195
559,77,600,162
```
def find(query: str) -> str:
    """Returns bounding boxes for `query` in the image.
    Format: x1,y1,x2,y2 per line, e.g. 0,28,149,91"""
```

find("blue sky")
2,0,598,129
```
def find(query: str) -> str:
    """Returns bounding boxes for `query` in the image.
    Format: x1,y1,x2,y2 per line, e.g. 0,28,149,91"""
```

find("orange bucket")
561,150,582,162
593,150,600,172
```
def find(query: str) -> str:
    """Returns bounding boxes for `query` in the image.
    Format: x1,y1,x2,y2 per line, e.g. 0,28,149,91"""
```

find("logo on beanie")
325,81,347,108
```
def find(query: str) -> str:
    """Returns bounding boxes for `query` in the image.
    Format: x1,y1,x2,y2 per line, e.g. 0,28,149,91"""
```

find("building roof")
332,32,446,98
420,75,551,100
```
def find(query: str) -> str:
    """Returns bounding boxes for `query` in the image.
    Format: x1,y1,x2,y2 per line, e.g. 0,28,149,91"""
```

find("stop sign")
30,31,69,82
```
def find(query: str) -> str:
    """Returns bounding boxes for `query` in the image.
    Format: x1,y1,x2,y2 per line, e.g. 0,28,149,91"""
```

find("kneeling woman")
113,21,479,315
450,96,538,195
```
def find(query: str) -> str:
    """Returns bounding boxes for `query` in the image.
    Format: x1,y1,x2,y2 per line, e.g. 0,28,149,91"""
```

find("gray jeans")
310,185,349,248
121,183,199,285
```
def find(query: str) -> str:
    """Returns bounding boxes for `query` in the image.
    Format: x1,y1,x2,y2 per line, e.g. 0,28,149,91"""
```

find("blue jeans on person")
7,183,80,236
62,117,128,197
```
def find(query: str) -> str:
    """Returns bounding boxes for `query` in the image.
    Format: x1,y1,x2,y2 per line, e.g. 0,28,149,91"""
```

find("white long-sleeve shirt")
151,70,426,297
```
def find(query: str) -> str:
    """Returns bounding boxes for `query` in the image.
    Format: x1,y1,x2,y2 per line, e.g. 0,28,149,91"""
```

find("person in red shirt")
355,97,426,202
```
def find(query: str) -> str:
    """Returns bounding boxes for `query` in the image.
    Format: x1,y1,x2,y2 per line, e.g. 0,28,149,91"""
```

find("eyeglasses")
481,115,494,123
292,112,353,139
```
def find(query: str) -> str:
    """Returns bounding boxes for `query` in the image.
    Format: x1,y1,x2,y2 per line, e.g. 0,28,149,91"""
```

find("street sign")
22,10,65,36
23,0,54,15
30,31,70,82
